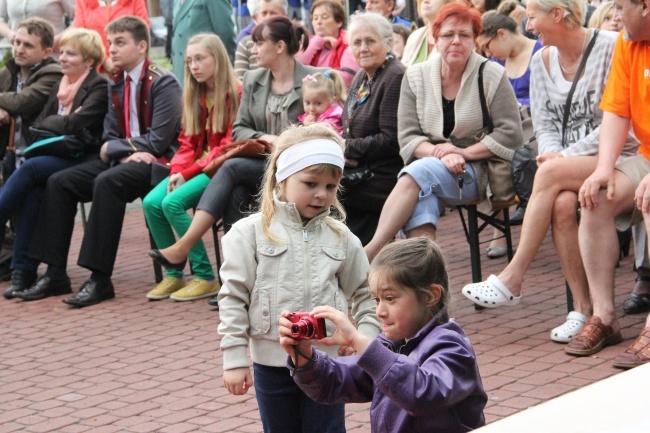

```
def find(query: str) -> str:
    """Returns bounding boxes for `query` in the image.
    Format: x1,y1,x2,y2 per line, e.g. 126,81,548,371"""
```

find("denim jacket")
290,310,487,433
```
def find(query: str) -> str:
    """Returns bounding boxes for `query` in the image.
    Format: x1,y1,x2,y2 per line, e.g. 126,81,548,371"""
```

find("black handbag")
511,144,537,208
26,126,100,159
340,165,373,192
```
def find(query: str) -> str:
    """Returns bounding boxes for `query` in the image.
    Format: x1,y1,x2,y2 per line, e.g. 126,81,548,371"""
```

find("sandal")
612,328,650,369
623,276,650,314
565,316,622,356
550,311,588,343
461,274,522,308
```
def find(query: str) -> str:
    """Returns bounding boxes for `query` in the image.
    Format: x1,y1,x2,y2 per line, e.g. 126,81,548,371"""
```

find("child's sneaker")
146,277,186,300
170,279,220,301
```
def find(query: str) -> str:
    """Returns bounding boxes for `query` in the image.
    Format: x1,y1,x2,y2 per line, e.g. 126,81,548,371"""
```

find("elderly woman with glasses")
339,12,406,245
364,2,522,261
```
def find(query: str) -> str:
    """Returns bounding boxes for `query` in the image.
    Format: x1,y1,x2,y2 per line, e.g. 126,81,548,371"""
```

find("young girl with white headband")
217,123,380,433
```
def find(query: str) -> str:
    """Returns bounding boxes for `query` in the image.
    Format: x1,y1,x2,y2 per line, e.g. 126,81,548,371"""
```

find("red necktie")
124,75,132,138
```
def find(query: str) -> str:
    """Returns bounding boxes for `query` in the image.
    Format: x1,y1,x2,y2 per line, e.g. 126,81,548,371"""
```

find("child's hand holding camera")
279,311,315,368
310,306,372,356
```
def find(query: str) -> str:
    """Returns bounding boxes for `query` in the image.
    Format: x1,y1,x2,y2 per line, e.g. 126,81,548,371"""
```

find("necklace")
558,29,589,75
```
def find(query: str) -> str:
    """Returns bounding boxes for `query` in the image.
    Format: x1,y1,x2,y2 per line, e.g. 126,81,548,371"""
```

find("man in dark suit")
28,15,182,307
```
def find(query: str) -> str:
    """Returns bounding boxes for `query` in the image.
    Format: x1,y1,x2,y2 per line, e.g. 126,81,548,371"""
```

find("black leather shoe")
207,296,219,309
148,249,187,271
3,270,37,299
14,275,72,301
510,206,525,226
62,278,115,308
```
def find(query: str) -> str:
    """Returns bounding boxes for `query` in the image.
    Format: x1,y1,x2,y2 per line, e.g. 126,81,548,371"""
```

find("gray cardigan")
233,61,322,141
398,52,523,202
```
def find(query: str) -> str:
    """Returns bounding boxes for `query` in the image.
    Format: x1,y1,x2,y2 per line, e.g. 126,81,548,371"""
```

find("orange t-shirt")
600,33,650,159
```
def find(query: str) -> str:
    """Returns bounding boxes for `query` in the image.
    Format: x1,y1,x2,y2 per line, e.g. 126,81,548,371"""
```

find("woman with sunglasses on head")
462,0,638,351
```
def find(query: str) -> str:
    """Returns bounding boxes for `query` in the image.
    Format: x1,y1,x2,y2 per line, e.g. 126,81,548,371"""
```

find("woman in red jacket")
143,33,240,302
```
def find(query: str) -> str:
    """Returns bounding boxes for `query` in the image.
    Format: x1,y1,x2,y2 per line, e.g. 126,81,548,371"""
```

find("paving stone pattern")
0,207,645,432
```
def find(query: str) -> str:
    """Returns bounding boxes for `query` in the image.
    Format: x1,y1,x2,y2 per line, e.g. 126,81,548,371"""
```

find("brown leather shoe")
565,316,622,356
612,328,650,369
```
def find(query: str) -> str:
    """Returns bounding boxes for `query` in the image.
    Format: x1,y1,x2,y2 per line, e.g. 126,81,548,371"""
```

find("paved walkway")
0,206,645,432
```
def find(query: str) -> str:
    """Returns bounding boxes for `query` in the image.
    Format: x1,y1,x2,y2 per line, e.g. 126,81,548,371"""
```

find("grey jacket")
232,61,323,141
218,199,381,370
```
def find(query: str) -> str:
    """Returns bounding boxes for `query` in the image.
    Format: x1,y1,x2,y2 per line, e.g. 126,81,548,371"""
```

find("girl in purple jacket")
279,238,487,433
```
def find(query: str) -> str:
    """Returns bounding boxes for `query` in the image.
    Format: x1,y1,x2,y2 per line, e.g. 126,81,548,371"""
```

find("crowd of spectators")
0,0,650,425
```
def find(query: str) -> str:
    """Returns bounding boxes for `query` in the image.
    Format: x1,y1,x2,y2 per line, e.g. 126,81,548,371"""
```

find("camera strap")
292,346,317,370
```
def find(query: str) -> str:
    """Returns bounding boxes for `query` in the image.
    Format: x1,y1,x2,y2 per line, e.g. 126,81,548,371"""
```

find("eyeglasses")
482,35,497,53
351,38,381,49
184,55,210,66
438,32,474,43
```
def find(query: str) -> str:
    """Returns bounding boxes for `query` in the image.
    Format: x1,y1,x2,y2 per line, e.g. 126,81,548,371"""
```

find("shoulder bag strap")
561,29,599,148
478,60,494,133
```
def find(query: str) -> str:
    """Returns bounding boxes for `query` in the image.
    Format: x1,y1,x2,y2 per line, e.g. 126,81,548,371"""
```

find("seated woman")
462,0,638,343
143,34,240,302
297,0,360,89
478,10,542,107
478,8,543,226
339,12,405,246
149,17,321,297
363,3,522,261
3,28,108,301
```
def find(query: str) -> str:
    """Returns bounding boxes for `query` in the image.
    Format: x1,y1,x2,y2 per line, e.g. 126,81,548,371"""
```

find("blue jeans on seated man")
399,157,480,232
0,155,80,272
253,363,345,433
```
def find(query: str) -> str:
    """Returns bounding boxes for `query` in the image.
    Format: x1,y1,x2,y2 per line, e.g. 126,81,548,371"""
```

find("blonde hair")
370,238,450,318
59,28,105,68
302,70,347,104
587,1,615,29
183,34,240,136
530,0,586,30
258,124,347,243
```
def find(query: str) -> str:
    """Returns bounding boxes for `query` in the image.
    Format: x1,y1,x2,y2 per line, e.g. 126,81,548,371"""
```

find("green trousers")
143,174,215,280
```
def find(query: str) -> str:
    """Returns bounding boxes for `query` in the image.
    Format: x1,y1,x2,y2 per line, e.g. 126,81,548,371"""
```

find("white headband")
275,139,345,183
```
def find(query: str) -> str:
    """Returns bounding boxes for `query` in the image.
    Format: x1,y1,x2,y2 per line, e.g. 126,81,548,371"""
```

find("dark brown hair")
370,238,450,317
251,16,309,55
105,15,150,52
17,17,55,49
480,9,518,36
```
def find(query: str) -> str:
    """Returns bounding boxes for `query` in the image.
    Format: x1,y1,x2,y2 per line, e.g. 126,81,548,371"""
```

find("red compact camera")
287,312,327,340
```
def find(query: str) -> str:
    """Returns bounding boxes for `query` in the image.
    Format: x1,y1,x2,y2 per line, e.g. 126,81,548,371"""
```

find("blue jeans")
0,155,80,272
253,363,346,433
400,157,480,232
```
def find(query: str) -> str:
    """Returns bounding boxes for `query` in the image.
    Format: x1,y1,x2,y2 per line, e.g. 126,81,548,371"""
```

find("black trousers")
29,158,153,276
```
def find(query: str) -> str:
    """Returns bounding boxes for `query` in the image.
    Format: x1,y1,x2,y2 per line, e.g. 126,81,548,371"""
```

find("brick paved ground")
0,205,645,433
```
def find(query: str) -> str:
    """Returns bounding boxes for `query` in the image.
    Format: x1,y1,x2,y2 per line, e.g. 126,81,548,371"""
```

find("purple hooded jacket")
289,311,487,433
